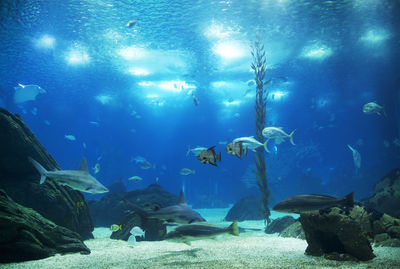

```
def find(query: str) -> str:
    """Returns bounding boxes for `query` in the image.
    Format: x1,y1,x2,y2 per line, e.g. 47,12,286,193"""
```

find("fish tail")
289,129,296,145
382,106,387,117
228,220,239,236
217,152,221,162
343,192,354,207
28,157,48,184
186,146,191,156
123,198,149,218
192,170,195,174
263,140,270,153
119,225,122,230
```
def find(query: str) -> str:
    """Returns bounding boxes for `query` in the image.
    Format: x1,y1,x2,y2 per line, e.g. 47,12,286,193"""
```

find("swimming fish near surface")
29,157,109,194
123,189,206,224
362,102,386,116
347,144,361,169
273,192,354,214
225,141,247,159
197,146,221,166
13,84,46,104
180,168,195,176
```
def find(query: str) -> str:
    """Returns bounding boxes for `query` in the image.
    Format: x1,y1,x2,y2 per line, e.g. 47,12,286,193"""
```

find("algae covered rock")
280,221,305,239
300,207,375,261
0,189,90,263
363,168,400,218
265,216,296,234
0,108,94,239
225,196,263,221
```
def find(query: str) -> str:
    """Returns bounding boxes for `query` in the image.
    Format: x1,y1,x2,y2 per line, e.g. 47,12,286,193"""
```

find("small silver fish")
362,102,386,116
140,161,155,170
180,168,195,176
128,176,143,182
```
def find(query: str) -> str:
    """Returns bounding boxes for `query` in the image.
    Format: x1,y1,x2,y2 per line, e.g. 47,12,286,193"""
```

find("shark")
29,157,109,194
123,189,206,224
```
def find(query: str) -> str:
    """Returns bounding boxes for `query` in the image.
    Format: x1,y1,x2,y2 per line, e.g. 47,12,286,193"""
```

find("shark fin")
178,189,187,204
79,157,89,173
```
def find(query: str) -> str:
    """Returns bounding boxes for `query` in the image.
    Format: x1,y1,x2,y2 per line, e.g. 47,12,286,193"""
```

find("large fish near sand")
123,189,206,224
14,84,46,104
273,192,354,214
29,157,109,194
166,221,239,244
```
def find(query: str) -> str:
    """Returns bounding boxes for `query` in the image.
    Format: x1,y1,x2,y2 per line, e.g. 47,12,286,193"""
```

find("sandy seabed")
3,208,400,269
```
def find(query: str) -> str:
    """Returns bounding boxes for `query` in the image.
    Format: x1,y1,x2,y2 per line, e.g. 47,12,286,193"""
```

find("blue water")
0,0,399,206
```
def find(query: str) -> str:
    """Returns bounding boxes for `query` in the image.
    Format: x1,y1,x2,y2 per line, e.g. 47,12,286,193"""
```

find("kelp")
251,36,271,225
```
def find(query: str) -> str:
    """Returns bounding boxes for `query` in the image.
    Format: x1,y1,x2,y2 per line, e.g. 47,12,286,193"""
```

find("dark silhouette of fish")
273,192,354,214
123,189,205,224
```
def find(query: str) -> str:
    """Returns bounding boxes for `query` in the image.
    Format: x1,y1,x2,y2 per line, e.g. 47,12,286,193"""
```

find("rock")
374,233,390,244
108,179,126,193
363,168,400,218
110,211,166,242
300,207,375,261
0,108,93,239
88,184,178,227
265,216,296,234
280,221,305,240
0,189,90,263
225,196,263,221
375,238,400,247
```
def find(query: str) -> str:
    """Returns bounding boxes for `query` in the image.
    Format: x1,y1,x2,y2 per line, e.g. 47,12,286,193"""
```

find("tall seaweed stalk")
251,37,271,225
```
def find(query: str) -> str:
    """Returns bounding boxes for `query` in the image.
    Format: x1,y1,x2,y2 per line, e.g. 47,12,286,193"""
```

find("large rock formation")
300,207,375,261
265,216,305,239
88,184,178,227
225,196,263,221
0,108,93,239
0,189,90,263
363,168,400,219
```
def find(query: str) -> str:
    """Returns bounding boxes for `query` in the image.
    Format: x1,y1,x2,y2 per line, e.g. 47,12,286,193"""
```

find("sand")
3,208,400,269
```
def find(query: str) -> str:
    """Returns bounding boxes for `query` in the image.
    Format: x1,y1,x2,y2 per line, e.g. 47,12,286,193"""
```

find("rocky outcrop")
265,216,305,239
0,189,90,263
108,179,126,194
363,168,400,219
265,216,296,234
300,207,375,261
225,196,263,221
88,184,178,227
0,108,93,239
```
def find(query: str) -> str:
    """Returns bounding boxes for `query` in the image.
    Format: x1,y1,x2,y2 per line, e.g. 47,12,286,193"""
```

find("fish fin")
186,146,191,156
123,198,149,217
229,221,239,236
217,152,221,162
178,189,187,204
264,140,270,153
28,157,48,184
127,235,137,246
119,225,122,230
343,192,354,207
243,147,248,156
79,157,89,173
289,129,296,145
208,146,216,151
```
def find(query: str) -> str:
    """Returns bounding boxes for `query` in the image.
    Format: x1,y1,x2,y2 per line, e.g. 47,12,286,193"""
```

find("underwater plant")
251,36,271,225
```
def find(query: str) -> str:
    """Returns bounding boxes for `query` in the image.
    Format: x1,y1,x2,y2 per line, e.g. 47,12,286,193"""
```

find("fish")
126,20,137,28
192,94,199,106
92,163,100,174
132,155,146,164
273,192,354,214
262,127,296,150
180,168,195,176
347,144,361,169
31,107,37,115
123,189,206,224
127,226,145,247
232,136,268,153
165,221,239,244
29,157,109,194
218,141,227,145
186,146,208,156
362,102,386,116
128,176,143,182
225,141,247,159
89,121,99,126
44,120,51,126
110,224,122,231
197,146,221,166
140,161,155,170
65,135,76,141
13,84,46,104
